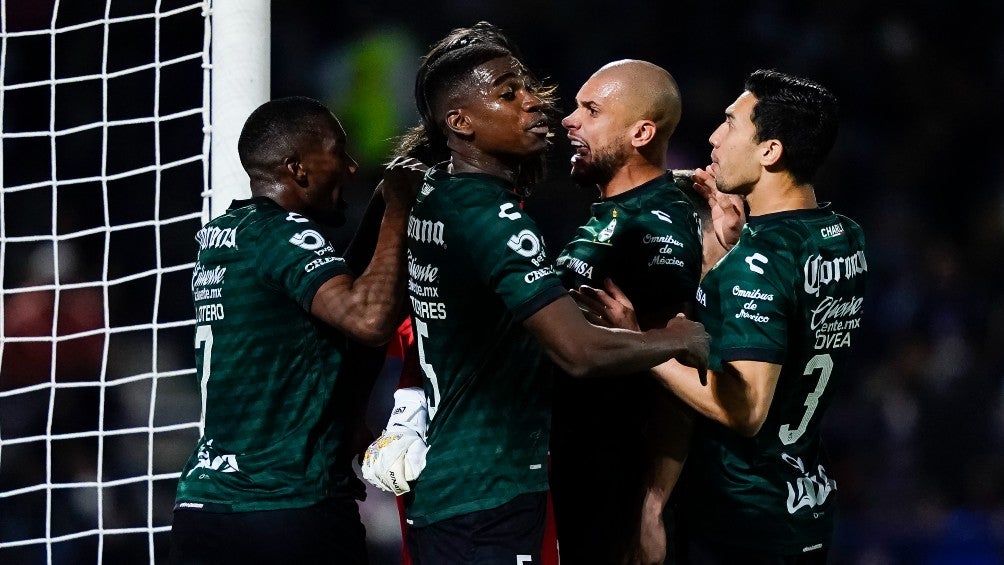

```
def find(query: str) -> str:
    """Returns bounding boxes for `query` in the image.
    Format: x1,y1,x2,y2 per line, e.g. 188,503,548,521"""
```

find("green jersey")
554,173,702,327
175,197,357,512
682,207,867,554
405,165,567,527
550,173,703,563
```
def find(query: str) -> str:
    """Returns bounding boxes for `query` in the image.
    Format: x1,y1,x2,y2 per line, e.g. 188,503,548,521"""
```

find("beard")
570,143,630,188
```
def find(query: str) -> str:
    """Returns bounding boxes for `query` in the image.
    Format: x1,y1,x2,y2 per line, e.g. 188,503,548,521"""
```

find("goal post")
209,0,268,219
0,1,268,563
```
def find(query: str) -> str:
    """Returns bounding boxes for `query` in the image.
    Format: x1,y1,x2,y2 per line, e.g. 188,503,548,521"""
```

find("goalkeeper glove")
361,387,429,495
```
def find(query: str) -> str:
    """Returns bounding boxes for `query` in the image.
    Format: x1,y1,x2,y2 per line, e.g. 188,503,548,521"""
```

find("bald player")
550,60,703,564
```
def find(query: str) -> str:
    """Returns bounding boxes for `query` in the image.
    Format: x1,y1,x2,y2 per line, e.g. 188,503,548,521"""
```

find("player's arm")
577,280,780,435
650,358,780,437
522,294,709,380
311,157,424,346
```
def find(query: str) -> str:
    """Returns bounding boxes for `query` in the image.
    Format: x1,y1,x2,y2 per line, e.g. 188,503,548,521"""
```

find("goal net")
0,1,266,563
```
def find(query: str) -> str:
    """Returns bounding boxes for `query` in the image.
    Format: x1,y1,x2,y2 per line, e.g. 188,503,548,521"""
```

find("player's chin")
524,135,548,154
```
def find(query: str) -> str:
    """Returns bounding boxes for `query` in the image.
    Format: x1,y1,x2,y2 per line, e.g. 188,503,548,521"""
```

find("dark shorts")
406,491,547,565
169,497,367,565
680,534,828,565
550,376,653,564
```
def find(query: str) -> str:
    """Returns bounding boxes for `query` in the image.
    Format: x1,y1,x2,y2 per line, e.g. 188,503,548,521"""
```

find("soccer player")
169,97,424,565
362,22,709,565
550,60,703,565
580,69,866,564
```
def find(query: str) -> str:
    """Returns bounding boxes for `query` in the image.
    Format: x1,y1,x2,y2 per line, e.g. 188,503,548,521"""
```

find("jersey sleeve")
715,246,794,364
453,191,566,322
254,211,352,311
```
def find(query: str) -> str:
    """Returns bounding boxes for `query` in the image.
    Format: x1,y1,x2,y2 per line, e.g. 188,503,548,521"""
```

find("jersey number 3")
778,353,832,445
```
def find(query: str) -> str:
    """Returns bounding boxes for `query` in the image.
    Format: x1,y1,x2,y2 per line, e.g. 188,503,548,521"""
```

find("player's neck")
746,175,817,216
600,161,664,199
448,151,519,184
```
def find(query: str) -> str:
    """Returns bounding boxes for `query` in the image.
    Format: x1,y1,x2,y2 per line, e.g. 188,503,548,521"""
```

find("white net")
1,1,213,562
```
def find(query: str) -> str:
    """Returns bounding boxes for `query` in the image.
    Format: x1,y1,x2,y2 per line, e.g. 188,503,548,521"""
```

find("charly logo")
745,253,768,274
498,203,522,220
650,210,674,223
508,229,541,258
803,250,867,296
820,223,844,239
289,230,327,251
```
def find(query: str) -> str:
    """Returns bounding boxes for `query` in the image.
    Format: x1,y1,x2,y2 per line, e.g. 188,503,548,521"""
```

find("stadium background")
1,1,1002,563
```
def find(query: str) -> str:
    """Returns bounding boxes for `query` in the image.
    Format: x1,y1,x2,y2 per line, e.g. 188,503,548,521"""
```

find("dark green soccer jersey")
554,173,702,327
404,164,567,527
175,197,356,512
682,207,867,554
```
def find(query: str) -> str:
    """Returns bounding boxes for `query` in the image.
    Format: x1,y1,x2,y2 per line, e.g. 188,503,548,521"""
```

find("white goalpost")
0,1,267,563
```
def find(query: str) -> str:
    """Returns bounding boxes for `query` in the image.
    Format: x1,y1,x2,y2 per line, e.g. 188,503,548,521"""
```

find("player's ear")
630,120,657,148
760,139,783,167
285,156,307,186
445,109,473,137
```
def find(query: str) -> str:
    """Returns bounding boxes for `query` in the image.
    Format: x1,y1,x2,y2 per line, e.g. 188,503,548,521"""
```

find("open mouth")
527,118,550,135
569,138,588,163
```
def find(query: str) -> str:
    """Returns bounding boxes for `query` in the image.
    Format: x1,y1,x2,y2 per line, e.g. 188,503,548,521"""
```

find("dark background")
1,1,1001,563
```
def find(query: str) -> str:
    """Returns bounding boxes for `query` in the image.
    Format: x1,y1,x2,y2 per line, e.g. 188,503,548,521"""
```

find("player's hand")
361,427,427,495
378,156,427,210
570,278,640,331
360,387,429,495
693,167,744,250
664,314,710,385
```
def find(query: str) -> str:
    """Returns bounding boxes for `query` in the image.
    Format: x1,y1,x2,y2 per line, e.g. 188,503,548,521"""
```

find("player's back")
177,197,355,511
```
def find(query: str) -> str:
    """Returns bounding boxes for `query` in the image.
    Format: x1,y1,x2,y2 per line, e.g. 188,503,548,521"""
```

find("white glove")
361,387,429,495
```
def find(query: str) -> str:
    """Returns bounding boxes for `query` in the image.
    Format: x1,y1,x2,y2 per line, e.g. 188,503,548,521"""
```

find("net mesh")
1,1,210,562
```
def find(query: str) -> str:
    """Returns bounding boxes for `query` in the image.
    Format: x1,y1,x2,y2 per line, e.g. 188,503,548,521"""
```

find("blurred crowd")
1,1,1001,563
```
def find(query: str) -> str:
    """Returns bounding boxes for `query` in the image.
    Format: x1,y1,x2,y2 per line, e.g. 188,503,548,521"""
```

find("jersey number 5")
414,319,442,420
778,353,832,445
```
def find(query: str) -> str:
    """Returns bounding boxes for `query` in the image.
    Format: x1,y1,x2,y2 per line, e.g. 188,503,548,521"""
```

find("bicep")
722,359,782,433
310,274,355,327
309,273,391,345
523,295,595,375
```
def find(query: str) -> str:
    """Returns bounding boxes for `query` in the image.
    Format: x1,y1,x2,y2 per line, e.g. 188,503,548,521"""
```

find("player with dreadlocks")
360,22,709,565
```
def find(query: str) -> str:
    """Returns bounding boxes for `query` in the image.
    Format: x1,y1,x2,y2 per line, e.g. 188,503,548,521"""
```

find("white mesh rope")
1,1,212,563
